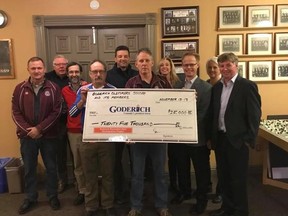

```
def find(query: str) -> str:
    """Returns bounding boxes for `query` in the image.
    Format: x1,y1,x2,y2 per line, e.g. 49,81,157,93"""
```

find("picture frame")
218,34,243,55
0,39,15,79
248,61,272,81
275,60,288,80
238,61,247,78
161,6,199,38
161,39,199,61
247,33,273,55
218,6,245,29
174,62,184,74
247,5,274,27
275,33,288,54
276,4,288,26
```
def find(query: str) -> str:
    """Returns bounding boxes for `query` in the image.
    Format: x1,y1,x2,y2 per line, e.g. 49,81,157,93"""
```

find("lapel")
214,82,223,115
226,75,242,111
191,77,199,89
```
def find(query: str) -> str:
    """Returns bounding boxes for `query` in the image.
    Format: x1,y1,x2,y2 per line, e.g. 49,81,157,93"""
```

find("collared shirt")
218,74,238,131
184,75,198,89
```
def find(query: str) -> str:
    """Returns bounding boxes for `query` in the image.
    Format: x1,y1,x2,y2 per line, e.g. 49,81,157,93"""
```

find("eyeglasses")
183,63,198,68
90,70,105,75
54,63,67,67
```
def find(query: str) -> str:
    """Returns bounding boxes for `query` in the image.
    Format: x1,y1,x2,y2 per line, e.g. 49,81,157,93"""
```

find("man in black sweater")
106,45,138,204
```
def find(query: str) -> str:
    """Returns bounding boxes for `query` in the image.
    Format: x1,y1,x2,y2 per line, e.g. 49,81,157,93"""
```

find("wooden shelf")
238,54,288,58
217,26,288,31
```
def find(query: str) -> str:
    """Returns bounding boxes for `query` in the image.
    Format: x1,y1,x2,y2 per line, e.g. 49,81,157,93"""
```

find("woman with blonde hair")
206,57,221,86
206,56,223,204
158,57,180,87
158,57,184,198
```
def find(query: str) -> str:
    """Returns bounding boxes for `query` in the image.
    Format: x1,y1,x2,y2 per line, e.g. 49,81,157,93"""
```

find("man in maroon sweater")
12,57,62,214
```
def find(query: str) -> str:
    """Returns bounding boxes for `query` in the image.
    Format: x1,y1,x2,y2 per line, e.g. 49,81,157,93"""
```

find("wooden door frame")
33,13,157,66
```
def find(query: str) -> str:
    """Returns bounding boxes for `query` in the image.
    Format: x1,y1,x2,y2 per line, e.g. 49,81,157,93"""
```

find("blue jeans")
20,138,58,201
130,143,168,211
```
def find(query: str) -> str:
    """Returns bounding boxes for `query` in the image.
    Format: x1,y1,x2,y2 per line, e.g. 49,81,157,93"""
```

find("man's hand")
80,87,88,103
27,127,42,139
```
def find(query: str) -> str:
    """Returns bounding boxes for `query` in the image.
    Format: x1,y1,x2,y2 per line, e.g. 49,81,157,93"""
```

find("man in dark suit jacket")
209,53,261,216
172,52,212,215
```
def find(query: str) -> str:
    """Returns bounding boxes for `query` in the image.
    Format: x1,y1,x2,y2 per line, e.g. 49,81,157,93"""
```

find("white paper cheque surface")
82,89,198,143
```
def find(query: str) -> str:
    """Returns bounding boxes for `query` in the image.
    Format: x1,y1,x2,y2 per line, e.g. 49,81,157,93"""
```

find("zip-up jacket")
62,81,88,133
69,83,116,128
125,73,172,89
12,78,63,139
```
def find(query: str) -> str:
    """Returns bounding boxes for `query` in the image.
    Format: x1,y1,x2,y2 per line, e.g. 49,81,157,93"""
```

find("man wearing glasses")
69,60,116,216
173,52,212,215
45,55,69,194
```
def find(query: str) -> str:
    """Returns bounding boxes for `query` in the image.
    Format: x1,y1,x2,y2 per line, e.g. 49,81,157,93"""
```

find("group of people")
11,44,261,216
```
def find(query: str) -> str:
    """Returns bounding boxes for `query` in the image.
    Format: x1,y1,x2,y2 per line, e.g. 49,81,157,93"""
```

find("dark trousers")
114,142,131,200
209,149,223,195
177,145,210,202
56,120,68,182
167,144,179,189
173,144,191,196
216,133,249,216
20,138,58,201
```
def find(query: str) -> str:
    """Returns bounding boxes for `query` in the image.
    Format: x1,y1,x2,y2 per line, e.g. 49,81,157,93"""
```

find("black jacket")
106,63,138,88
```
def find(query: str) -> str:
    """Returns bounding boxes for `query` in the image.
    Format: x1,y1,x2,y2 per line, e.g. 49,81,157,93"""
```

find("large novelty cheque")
82,89,198,143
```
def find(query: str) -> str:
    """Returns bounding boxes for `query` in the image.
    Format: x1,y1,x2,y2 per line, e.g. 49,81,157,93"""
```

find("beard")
70,76,80,84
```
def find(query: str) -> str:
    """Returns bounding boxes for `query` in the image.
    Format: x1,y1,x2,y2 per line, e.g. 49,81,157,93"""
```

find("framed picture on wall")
161,6,199,37
0,39,15,79
161,39,199,61
238,61,247,78
247,5,274,27
276,4,288,26
174,62,184,74
275,33,288,54
218,34,243,55
247,33,273,55
248,61,272,81
218,6,245,29
275,60,288,80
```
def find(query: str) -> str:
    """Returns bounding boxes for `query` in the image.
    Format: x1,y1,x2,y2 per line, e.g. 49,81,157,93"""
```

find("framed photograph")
275,33,288,54
174,62,184,74
238,61,246,78
161,6,199,37
218,34,243,55
276,4,288,26
161,39,199,61
248,61,272,81
247,33,273,55
0,39,15,79
247,5,274,27
275,60,288,80
218,6,244,29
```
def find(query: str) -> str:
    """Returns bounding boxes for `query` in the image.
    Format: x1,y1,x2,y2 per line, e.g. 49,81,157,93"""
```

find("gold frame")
0,39,15,79
218,34,244,55
276,4,288,27
218,6,245,29
247,5,274,27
